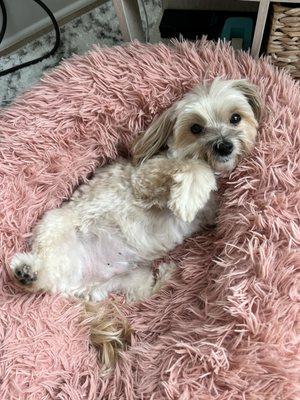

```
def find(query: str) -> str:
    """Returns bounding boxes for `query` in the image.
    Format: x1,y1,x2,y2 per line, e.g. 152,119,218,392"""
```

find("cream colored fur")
11,158,216,300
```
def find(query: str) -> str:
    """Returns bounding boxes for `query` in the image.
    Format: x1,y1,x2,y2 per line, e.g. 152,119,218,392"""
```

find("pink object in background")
0,39,299,399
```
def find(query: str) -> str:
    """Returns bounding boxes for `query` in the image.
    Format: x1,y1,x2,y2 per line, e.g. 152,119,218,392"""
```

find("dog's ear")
233,80,262,122
131,105,176,165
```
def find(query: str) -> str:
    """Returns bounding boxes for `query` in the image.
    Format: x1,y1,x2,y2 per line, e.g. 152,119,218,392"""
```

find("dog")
10,78,261,368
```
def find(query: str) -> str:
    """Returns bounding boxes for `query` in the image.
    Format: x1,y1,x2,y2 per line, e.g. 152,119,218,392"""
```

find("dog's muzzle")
213,140,234,157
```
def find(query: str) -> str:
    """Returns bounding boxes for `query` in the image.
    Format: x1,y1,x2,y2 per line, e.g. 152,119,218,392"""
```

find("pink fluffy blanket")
0,39,299,400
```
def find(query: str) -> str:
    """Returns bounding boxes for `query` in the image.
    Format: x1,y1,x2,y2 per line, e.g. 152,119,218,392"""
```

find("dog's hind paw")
152,262,177,293
157,262,177,282
14,264,37,285
11,253,37,285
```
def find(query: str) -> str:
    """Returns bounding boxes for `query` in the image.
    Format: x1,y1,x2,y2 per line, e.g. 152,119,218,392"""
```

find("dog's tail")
83,301,131,370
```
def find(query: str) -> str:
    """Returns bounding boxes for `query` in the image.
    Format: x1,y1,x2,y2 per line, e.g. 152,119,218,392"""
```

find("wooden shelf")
114,0,300,58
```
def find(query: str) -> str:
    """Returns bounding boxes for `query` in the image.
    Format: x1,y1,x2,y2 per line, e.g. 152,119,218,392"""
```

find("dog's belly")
77,229,140,284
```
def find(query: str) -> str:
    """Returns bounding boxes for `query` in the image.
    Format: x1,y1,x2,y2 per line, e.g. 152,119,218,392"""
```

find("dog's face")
132,79,261,172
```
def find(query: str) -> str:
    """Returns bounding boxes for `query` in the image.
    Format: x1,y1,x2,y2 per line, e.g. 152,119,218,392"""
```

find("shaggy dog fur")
0,39,299,399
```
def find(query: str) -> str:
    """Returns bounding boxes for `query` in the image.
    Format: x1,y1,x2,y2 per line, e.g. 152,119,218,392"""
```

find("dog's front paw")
11,253,37,286
168,161,217,223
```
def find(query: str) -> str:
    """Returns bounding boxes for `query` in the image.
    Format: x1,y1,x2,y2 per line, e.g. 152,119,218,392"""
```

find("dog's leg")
11,253,39,287
119,262,176,302
87,267,154,303
120,265,155,302
88,263,175,303
168,160,217,223
131,157,174,209
132,157,217,222
152,262,177,293
11,207,83,295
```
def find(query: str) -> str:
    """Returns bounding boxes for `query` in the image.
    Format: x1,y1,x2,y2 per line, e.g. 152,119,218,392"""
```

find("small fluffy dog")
11,79,261,367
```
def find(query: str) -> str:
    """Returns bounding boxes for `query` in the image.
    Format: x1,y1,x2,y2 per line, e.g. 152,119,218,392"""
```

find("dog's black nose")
213,140,233,156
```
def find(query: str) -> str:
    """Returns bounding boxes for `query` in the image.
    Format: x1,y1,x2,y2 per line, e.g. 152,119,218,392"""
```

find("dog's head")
132,79,261,172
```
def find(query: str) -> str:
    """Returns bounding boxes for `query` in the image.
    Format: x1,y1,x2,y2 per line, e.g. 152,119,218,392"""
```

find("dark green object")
221,17,253,50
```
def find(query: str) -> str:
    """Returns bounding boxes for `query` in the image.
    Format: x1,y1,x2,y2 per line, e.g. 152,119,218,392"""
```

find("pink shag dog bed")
1,39,299,400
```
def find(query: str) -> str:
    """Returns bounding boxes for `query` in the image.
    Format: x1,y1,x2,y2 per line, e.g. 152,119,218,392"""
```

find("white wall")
0,0,98,51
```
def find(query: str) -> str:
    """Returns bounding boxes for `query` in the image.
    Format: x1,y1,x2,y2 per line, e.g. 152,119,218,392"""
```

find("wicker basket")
267,4,300,79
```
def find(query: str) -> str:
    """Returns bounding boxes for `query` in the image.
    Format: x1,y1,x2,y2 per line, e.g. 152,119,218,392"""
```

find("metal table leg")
112,0,145,42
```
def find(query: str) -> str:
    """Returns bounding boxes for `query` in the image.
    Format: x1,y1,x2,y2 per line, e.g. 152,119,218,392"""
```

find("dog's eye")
190,124,204,134
230,113,241,125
